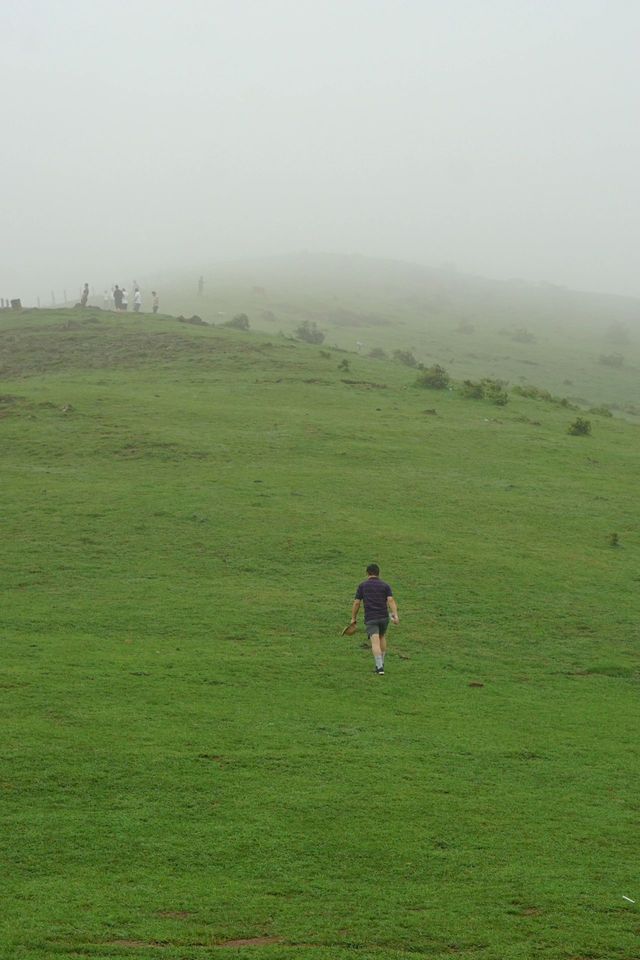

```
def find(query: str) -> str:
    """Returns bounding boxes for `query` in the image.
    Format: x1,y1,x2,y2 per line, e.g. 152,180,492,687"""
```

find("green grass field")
2,306,639,960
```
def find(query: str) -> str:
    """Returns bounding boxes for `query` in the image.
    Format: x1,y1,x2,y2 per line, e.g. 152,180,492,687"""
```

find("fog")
2,0,639,303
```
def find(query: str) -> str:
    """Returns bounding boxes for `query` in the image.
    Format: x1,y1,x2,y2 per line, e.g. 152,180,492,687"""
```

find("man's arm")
387,596,399,623
351,599,361,623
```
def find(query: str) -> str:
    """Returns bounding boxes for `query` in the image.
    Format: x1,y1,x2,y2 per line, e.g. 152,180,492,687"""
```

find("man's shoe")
375,666,385,675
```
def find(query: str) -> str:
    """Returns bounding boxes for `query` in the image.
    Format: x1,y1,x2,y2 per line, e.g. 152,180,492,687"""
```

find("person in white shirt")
133,288,142,312
121,288,128,311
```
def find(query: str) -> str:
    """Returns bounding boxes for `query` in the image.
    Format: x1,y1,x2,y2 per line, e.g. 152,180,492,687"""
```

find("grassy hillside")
2,307,639,960
157,253,640,416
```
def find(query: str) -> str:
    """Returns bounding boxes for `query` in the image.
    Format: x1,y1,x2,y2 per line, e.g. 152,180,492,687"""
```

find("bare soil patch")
105,940,171,948
216,937,284,948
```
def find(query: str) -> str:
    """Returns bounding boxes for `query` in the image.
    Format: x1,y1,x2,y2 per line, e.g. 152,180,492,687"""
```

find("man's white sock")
375,655,384,669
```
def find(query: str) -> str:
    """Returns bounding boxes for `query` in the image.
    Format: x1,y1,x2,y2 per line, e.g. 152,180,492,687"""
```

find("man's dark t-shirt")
355,577,393,621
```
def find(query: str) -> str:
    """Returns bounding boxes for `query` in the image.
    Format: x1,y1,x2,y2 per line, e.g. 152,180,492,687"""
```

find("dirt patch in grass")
0,394,28,418
566,664,635,679
215,937,284,948
113,440,211,462
341,379,387,389
254,377,332,385
104,940,171,948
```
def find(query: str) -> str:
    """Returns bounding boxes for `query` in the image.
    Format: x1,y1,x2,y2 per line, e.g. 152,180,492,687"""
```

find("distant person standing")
121,288,129,311
133,288,142,313
350,564,399,675
113,285,123,310
80,283,89,307
151,291,159,314
103,289,110,310
198,275,204,297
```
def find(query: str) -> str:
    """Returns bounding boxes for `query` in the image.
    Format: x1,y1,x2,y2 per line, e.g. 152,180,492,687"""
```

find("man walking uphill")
351,564,399,675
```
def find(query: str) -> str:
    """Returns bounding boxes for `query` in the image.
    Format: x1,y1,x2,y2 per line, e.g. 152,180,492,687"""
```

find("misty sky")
2,0,639,301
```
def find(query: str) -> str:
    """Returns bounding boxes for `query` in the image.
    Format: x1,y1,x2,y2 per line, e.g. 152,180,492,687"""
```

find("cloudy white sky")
2,0,639,301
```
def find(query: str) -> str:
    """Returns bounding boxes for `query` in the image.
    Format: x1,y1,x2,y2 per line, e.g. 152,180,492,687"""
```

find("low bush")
368,347,388,360
455,320,475,335
598,353,624,368
568,417,591,436
416,364,450,389
511,327,536,343
224,313,250,331
460,380,484,400
393,349,418,368
588,405,613,418
460,378,509,405
605,321,631,345
512,384,553,402
295,320,325,344
512,384,574,408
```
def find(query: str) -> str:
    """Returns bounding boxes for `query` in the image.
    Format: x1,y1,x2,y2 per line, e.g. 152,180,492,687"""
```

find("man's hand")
391,613,399,625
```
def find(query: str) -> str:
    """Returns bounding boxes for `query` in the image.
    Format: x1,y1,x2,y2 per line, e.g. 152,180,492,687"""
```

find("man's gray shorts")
365,618,390,638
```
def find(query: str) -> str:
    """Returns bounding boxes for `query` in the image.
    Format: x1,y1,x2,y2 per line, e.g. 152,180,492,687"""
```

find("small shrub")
481,378,509,405
501,327,535,343
460,380,484,400
224,313,250,331
416,364,450,389
598,353,623,368
295,320,325,344
512,384,573,408
588,405,613,418
609,532,620,547
455,320,475,335
319,350,331,359
338,359,351,372
512,384,553,402
393,349,418,368
568,417,591,436
605,321,630,345
368,347,388,360
460,378,508,405
178,314,206,326
511,327,536,343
